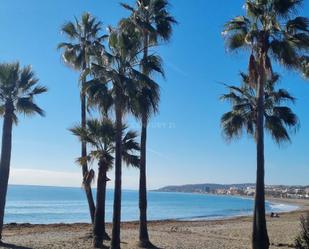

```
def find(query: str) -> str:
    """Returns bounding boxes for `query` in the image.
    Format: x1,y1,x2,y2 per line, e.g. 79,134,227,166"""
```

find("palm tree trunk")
0,101,14,241
138,30,152,248
93,160,108,248
111,98,123,249
138,114,151,247
252,54,270,249
81,89,95,223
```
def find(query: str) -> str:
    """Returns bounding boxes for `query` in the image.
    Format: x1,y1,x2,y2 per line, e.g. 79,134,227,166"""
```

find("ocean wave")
268,203,299,213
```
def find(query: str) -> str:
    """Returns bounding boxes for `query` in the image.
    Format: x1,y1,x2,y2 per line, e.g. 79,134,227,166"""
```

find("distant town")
156,183,309,199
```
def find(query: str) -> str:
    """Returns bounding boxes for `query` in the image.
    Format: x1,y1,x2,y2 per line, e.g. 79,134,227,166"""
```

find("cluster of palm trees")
0,1,308,249
221,0,309,249
58,1,176,248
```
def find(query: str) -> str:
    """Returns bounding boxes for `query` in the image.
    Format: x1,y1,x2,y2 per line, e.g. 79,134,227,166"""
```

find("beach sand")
0,198,308,249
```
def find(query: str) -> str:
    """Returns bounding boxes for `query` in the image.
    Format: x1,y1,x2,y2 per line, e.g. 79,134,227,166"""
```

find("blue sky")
0,0,308,189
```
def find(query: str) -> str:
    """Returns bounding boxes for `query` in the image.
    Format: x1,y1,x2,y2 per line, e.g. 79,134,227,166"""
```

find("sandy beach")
0,198,307,249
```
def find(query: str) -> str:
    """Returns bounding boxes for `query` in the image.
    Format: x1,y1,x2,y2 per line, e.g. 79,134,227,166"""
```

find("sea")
4,185,298,224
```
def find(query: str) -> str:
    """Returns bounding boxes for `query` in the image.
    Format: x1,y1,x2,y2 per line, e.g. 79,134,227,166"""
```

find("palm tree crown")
71,119,115,170
223,0,309,80
121,0,177,44
0,62,47,121
221,73,299,144
58,12,106,72
120,0,176,120
85,23,160,114
70,118,140,171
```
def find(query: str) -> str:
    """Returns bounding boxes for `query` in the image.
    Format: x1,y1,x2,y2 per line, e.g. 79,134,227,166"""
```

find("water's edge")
4,185,301,224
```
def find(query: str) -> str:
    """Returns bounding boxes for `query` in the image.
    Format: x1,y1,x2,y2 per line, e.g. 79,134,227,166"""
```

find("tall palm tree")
221,72,299,246
86,23,141,249
0,62,47,240
223,1,309,248
130,71,160,247
58,12,106,222
70,118,140,248
121,1,176,246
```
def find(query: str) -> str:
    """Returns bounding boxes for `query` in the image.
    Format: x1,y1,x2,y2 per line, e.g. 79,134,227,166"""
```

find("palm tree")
121,1,176,246
0,62,47,240
223,1,309,248
221,73,299,247
58,12,106,222
70,118,140,248
85,23,141,249
130,73,160,248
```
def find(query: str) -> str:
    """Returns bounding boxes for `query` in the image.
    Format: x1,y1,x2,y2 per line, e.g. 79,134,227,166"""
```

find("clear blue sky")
0,0,308,189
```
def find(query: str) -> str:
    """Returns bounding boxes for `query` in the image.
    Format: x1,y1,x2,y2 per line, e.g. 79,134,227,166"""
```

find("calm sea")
4,185,297,224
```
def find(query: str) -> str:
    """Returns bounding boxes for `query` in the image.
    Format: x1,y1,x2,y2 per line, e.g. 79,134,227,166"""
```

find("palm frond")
273,106,299,127
15,98,45,116
224,16,250,33
122,0,177,43
61,21,79,38
122,130,140,151
270,39,299,68
30,86,48,95
221,111,247,140
58,13,104,71
227,32,248,50
122,153,140,168
120,2,135,12
84,79,113,113
141,54,165,77
221,70,298,145
0,63,46,120
265,115,291,143
287,17,309,33
69,125,98,147
273,0,303,18
245,1,265,18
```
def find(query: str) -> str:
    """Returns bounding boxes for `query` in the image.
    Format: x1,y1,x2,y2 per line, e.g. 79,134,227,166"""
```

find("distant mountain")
155,183,255,193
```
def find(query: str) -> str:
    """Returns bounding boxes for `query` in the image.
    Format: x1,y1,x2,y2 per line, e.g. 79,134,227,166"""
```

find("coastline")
1,199,308,249
153,191,303,218
4,187,302,225
266,197,309,209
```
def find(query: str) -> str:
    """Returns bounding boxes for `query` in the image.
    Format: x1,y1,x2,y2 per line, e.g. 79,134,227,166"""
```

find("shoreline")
3,197,308,228
154,189,308,206
2,195,305,227
1,199,308,249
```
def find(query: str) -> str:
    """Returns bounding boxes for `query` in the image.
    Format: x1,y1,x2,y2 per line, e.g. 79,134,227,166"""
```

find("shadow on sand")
271,242,294,248
135,242,164,249
146,246,164,249
0,242,32,249
116,241,164,249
